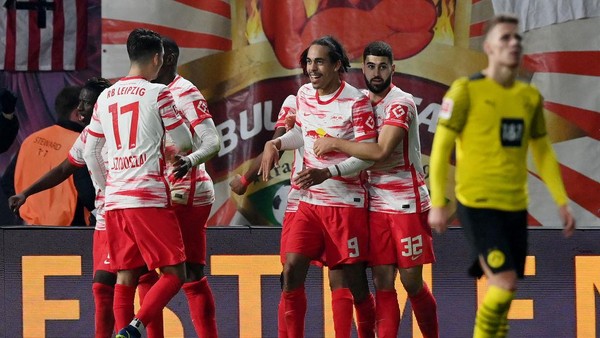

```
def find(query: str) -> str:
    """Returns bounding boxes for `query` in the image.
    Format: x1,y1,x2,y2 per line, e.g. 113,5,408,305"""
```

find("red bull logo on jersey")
306,128,332,139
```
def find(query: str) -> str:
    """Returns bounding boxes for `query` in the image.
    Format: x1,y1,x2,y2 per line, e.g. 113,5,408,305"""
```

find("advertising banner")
1,226,600,337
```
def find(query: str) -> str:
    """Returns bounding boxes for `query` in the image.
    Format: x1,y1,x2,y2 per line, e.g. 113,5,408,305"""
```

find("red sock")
136,273,183,330
331,288,353,338
182,277,218,338
409,283,439,338
278,294,287,338
355,292,376,338
113,284,136,331
375,290,400,338
138,271,163,338
92,283,114,338
283,286,307,338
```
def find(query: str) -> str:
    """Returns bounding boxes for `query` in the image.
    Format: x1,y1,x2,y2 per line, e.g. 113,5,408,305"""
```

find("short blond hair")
484,14,519,37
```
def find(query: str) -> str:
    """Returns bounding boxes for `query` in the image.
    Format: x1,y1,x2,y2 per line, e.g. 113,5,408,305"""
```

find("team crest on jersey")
439,98,454,120
486,249,505,269
194,99,208,115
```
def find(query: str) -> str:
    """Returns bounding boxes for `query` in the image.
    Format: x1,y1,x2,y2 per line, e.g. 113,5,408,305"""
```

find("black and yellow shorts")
457,202,528,278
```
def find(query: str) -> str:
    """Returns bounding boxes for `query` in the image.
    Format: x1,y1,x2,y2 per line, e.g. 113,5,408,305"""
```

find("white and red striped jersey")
296,81,376,208
275,95,303,212
364,86,431,213
164,75,215,206
87,76,186,210
68,127,107,230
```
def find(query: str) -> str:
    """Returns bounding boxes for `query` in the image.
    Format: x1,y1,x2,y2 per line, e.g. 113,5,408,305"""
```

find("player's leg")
92,270,117,338
115,208,186,338
328,268,353,338
282,253,311,338
372,264,400,338
137,269,163,338
393,212,438,338
369,212,400,338
399,266,438,338
459,204,525,338
281,202,325,338
175,204,218,338
91,229,117,338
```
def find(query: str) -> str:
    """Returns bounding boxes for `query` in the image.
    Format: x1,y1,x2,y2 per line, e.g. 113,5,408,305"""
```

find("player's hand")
258,140,280,181
294,167,332,190
559,204,576,238
8,193,26,214
229,174,248,195
172,154,192,179
428,206,450,234
313,138,338,157
0,88,17,114
285,114,296,131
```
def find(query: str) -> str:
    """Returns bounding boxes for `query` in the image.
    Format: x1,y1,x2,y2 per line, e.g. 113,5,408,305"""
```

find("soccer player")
84,28,192,338
428,14,575,338
8,77,164,338
153,36,220,338
260,35,377,338
313,41,439,338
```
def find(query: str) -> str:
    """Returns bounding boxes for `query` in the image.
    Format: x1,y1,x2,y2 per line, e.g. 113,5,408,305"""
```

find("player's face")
484,22,522,69
77,88,99,125
363,55,394,94
305,44,341,95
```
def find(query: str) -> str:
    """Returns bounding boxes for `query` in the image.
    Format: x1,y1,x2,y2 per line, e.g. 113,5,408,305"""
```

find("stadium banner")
100,0,600,228
0,226,599,337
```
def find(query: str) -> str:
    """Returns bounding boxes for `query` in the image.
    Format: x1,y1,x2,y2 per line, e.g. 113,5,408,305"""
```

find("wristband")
240,175,251,187
334,165,341,177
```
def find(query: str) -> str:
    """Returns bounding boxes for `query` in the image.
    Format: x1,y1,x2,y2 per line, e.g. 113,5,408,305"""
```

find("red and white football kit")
364,86,435,268
282,81,377,267
68,127,115,274
164,75,216,265
85,76,189,270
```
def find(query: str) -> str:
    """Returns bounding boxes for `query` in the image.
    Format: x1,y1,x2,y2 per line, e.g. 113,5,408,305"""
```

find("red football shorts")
93,229,117,275
369,211,435,268
284,202,369,268
281,211,325,267
105,207,186,270
171,204,212,265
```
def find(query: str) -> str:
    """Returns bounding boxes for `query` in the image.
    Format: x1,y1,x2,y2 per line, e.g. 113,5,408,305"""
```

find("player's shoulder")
282,94,296,108
387,86,415,103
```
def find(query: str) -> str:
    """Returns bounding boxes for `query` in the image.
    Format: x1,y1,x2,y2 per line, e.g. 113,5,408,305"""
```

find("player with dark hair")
314,40,439,337
154,36,221,338
8,77,164,338
428,14,575,338
260,35,377,338
84,28,192,338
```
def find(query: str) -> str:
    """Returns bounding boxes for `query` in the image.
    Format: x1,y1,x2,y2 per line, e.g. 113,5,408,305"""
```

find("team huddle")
9,13,575,338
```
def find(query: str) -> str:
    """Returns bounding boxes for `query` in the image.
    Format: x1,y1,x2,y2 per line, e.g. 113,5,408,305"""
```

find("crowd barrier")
1,226,598,337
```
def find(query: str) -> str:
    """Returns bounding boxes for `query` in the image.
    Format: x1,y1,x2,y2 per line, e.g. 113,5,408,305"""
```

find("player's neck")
482,64,517,87
127,64,153,81
369,85,392,103
317,78,342,96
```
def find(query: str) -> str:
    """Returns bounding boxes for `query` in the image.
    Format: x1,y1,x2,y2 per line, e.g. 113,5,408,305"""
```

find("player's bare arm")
230,126,286,195
293,167,332,190
9,158,78,213
258,138,282,181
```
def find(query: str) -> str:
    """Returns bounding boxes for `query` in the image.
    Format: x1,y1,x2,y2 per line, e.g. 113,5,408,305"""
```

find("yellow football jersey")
436,73,547,211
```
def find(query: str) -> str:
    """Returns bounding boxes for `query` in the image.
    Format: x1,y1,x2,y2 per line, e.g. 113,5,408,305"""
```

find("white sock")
130,318,146,335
